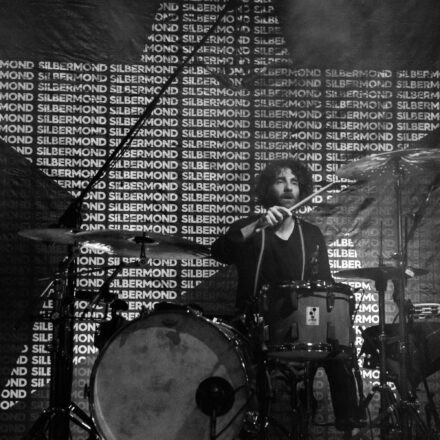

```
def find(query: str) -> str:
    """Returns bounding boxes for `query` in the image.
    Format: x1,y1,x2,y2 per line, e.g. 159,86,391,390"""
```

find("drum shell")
89,308,252,440
260,281,354,360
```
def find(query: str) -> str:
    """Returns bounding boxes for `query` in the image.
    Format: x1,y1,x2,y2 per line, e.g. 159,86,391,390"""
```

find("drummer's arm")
211,217,259,264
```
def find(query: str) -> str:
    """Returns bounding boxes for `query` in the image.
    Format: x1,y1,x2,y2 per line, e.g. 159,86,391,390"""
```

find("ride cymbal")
336,148,440,180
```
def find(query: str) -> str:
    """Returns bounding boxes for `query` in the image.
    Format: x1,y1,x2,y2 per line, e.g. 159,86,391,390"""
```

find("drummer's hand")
259,206,292,228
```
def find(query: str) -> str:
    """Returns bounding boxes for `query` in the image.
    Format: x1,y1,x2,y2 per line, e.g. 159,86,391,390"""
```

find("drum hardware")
80,261,125,319
421,377,440,434
22,248,98,440
237,299,281,440
336,150,440,440
80,261,129,351
93,299,128,351
281,360,315,440
336,254,413,439
196,377,236,440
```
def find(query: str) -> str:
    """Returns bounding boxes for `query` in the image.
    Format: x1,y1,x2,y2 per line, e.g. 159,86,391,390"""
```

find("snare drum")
90,308,252,440
259,280,354,360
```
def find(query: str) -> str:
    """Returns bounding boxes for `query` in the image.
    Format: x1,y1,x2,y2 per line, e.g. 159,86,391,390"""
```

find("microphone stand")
57,0,243,230
22,2,243,439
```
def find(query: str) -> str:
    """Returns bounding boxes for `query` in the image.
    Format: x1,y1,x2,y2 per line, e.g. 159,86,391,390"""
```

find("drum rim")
268,342,333,354
88,307,251,440
267,342,353,352
260,280,353,295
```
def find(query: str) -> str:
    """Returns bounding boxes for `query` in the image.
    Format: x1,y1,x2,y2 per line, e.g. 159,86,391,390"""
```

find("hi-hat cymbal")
334,266,428,281
337,148,440,180
18,228,77,244
74,229,210,260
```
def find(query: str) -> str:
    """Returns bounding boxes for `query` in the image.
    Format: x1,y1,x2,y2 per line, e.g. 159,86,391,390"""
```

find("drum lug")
290,323,298,340
260,292,268,313
327,291,335,312
289,290,298,311
327,322,337,346
263,324,270,342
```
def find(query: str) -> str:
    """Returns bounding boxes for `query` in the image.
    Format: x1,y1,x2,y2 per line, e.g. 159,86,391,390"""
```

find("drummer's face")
269,168,300,208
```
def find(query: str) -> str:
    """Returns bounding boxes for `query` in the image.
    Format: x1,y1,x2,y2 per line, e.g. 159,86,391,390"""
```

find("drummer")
211,158,362,434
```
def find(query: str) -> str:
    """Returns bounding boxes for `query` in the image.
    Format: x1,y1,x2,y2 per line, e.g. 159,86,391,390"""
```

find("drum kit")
17,147,440,440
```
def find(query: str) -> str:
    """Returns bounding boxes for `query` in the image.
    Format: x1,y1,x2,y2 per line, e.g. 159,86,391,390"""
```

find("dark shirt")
211,215,332,311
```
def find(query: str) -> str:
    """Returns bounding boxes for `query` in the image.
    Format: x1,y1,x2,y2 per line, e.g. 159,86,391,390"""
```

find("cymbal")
337,148,440,180
75,229,210,260
18,228,77,244
334,266,428,281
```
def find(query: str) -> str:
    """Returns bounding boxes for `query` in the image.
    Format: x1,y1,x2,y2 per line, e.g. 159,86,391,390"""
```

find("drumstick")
256,181,336,232
287,181,336,214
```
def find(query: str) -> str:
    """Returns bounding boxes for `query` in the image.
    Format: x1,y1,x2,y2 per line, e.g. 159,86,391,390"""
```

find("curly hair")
255,159,314,208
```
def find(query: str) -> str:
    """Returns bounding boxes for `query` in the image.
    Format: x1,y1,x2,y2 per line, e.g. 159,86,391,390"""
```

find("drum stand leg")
256,352,271,440
22,403,98,440
290,362,313,440
352,273,436,440
351,274,405,439
265,360,310,440
422,378,440,433
21,252,98,440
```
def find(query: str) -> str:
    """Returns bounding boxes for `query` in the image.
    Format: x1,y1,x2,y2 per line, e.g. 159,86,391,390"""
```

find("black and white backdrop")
1,0,440,439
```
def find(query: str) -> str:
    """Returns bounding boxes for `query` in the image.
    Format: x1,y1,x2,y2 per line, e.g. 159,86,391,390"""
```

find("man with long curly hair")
211,159,362,438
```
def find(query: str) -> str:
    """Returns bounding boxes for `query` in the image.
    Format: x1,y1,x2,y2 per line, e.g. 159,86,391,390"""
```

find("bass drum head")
90,310,249,440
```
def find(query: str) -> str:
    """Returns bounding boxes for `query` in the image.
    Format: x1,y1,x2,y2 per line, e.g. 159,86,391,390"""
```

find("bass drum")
89,308,252,440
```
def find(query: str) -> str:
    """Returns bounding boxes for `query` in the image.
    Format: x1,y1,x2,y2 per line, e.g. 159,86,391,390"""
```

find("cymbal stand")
373,268,399,439
22,247,98,440
353,218,431,440
244,299,271,440
391,158,433,439
80,261,126,319
392,158,411,412
422,378,440,433
369,159,434,439
354,221,398,439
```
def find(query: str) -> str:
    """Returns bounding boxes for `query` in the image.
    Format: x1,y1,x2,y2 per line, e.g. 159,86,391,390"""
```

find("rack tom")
259,280,354,360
